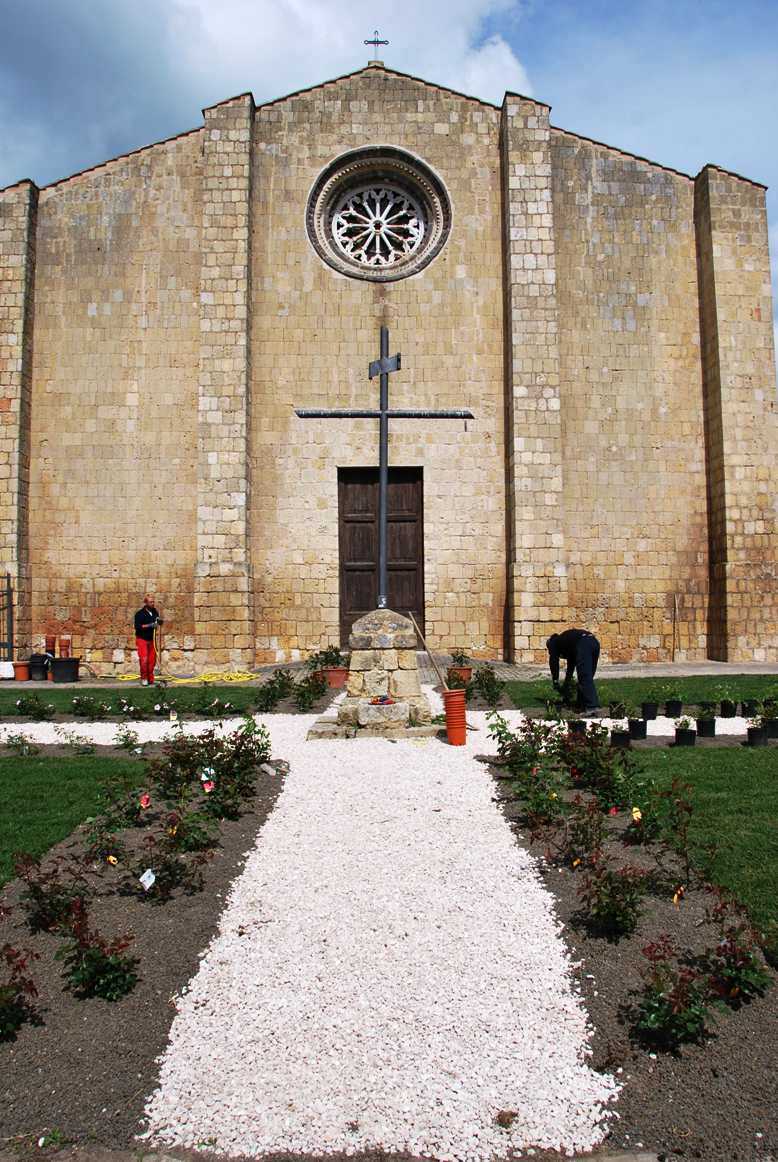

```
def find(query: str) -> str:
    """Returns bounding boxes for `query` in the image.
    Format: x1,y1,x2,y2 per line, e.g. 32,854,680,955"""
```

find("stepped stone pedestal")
306,609,435,740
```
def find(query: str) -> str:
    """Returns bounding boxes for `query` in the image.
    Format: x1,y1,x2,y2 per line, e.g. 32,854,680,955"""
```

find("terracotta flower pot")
322,666,348,689
13,661,30,681
447,665,472,684
442,687,467,746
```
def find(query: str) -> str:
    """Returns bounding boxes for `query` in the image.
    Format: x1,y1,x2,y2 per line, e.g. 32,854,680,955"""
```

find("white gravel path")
127,699,617,1160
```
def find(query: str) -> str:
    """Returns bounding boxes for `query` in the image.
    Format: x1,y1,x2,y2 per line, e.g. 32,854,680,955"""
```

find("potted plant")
760,703,778,740
663,685,683,718
741,697,760,717
567,713,587,736
698,699,717,717
674,717,696,747
746,718,768,748
610,719,631,749
608,697,627,718
626,703,647,741
447,649,473,684
640,686,661,720
695,710,716,738
12,659,30,681
306,646,349,689
715,684,737,718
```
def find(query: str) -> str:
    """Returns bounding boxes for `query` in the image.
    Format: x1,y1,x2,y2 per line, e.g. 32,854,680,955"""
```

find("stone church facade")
1,63,776,671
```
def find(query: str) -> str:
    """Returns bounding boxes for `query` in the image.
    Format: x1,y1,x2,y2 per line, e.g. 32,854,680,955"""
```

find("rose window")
331,184,426,268
306,147,451,282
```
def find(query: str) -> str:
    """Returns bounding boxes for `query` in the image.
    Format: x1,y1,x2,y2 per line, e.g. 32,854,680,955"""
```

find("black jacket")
134,606,160,642
548,629,597,684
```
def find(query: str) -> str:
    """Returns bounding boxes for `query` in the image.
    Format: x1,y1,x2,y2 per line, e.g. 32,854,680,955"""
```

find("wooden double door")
338,467,424,645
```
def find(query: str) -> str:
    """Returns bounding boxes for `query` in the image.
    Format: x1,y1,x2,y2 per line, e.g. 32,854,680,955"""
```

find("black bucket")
51,657,80,683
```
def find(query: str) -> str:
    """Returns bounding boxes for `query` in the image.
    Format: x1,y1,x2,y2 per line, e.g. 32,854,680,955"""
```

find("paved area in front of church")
128,701,619,1161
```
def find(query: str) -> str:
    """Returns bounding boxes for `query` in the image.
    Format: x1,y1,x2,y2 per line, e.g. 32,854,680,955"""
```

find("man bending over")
546,628,601,714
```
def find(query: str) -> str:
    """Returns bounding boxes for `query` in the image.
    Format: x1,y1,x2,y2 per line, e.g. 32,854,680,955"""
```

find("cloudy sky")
2,0,777,348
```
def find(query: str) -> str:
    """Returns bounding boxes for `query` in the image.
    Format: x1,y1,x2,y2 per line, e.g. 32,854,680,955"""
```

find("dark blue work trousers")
563,634,600,710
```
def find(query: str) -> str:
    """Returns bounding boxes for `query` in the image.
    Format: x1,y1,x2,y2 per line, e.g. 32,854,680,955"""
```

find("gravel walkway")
94,698,616,1161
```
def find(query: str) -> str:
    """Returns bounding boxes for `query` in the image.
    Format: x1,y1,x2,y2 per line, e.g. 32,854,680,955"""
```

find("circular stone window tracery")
306,147,451,282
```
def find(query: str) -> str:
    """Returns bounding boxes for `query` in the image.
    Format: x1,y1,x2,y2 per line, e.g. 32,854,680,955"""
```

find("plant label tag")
169,710,178,722
139,868,156,891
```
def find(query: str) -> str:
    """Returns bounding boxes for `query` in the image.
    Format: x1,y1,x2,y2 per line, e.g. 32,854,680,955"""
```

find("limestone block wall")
249,67,506,662
500,95,566,662
695,166,778,661
27,133,202,670
194,95,255,670
0,181,36,652
551,132,709,662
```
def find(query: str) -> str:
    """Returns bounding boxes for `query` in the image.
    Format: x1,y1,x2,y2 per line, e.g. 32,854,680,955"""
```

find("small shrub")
449,648,470,667
562,795,605,867
113,726,144,754
472,664,505,707
578,853,646,938
4,732,40,757
702,887,772,1007
306,645,347,671
14,694,56,721
558,725,638,810
55,900,138,1001
132,837,210,903
488,713,560,778
117,696,149,721
0,942,39,1041
83,819,125,864
163,807,218,853
254,668,295,711
70,695,111,720
293,671,328,711
633,935,711,1048
55,728,96,756
14,854,89,934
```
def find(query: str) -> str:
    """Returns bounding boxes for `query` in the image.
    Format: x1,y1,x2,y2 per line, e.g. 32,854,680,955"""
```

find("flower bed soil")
0,761,288,1155
489,764,778,1162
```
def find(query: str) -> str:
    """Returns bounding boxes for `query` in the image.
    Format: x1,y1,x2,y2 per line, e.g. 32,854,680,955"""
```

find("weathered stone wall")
695,166,778,661
501,96,566,663
551,132,710,662
249,67,507,662
0,181,36,652
28,133,202,670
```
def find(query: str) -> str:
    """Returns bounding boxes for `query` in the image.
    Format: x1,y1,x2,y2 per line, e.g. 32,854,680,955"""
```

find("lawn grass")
0,755,139,885
505,674,778,711
0,682,264,718
635,747,778,937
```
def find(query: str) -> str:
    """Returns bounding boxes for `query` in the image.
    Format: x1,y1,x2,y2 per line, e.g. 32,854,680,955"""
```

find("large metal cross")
295,325,473,609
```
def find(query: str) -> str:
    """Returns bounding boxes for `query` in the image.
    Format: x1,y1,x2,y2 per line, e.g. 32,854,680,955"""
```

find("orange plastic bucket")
442,687,467,746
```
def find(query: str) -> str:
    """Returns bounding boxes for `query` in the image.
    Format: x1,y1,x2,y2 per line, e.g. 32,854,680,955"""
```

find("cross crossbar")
294,325,474,610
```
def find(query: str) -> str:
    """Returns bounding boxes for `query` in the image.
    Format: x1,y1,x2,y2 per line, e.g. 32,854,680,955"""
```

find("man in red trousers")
134,593,163,686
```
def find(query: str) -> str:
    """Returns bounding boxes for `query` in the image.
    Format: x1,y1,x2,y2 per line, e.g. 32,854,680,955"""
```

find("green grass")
506,674,778,711
0,755,139,885
636,748,778,936
0,682,265,718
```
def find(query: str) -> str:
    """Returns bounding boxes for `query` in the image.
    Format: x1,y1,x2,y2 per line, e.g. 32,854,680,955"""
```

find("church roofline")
254,62,504,112
0,177,38,195
551,125,694,181
695,162,767,190
31,126,203,193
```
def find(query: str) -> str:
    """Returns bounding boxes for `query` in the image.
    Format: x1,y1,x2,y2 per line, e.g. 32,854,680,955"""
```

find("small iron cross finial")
364,29,389,61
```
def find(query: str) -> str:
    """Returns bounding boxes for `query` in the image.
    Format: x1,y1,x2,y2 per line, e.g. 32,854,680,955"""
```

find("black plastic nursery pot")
696,717,716,738
28,653,49,681
628,718,647,740
609,701,626,718
610,729,631,749
720,699,737,718
51,657,80,683
674,728,696,747
568,720,586,736
747,726,768,748
741,699,759,717
640,701,658,720
766,719,778,740
665,699,683,718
